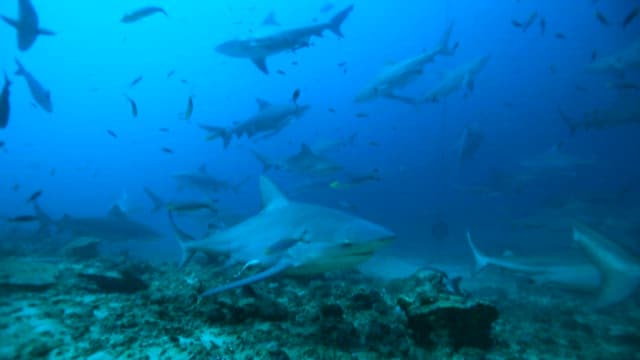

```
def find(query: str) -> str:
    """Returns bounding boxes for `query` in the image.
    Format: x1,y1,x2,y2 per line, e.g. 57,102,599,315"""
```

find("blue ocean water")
1,1,640,356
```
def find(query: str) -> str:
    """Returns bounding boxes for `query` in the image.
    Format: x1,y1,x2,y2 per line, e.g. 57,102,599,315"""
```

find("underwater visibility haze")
1,0,640,358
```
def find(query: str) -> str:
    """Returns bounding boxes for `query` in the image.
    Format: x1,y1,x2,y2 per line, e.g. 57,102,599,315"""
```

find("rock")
0,258,60,291
78,269,148,294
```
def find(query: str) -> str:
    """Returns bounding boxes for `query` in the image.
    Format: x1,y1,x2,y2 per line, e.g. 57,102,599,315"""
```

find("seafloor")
0,253,639,360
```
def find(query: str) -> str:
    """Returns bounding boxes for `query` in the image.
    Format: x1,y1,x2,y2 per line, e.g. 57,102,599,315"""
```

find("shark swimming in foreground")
199,97,310,148
354,22,458,104
422,55,490,103
467,225,640,308
215,5,354,74
1,0,55,51
171,176,395,296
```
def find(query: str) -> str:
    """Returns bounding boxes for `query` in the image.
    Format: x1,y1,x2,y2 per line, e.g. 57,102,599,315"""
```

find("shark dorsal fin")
260,176,289,209
299,143,313,155
108,205,128,219
256,98,272,110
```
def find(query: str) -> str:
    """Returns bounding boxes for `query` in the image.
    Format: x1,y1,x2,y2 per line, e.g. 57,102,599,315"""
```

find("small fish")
159,128,170,132
511,20,523,28
591,49,598,60
595,10,610,26
623,7,639,29
328,107,336,113
555,32,566,39
128,76,143,88
167,70,176,78
606,81,640,91
7,215,39,223
337,61,347,67
161,147,174,154
121,7,168,23
27,190,42,203
0,141,5,148
182,96,193,121
539,17,546,36
180,79,189,85
0,72,10,129
355,112,369,118
264,230,308,255
125,96,138,117
291,61,299,66
12,184,19,192
107,129,118,138
292,88,301,104
276,69,286,75
368,140,380,147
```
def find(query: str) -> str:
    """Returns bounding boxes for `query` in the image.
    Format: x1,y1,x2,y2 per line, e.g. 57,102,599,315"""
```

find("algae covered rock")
0,257,60,291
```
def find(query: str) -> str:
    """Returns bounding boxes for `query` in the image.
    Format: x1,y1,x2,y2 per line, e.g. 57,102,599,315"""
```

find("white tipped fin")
467,231,489,272
259,176,289,210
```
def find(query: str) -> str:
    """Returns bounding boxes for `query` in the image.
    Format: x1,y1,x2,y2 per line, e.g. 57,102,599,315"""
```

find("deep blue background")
1,0,639,262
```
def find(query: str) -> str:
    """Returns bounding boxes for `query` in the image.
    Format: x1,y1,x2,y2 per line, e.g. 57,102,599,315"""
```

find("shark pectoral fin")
251,57,269,74
595,270,640,309
37,27,56,36
0,15,20,29
200,260,291,297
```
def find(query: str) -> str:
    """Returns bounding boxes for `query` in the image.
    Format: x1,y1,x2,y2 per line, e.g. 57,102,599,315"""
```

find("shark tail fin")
143,187,165,212
557,106,578,136
328,5,354,37
168,210,197,269
14,58,26,76
0,15,19,29
572,223,640,308
32,201,53,235
466,231,490,272
200,260,291,297
203,126,233,148
437,21,458,56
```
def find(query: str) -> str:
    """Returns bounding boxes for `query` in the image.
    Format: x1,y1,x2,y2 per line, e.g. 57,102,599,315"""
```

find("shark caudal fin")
572,223,640,308
167,210,197,269
557,106,579,136
201,124,233,148
466,231,491,272
200,260,291,297
328,5,354,37
437,21,458,56
143,187,165,212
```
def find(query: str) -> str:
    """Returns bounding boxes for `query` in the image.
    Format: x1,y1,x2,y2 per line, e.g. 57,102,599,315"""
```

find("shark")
35,203,162,242
422,55,490,103
1,0,55,51
468,226,640,308
15,59,52,112
199,98,310,148
215,5,354,74
585,38,640,78
171,176,395,296
174,165,249,195
558,98,640,136
253,144,343,177
519,143,595,172
354,22,458,104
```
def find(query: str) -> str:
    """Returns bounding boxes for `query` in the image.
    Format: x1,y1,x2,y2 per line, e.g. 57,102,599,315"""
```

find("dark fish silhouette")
595,10,610,26
182,96,193,121
125,96,138,117
7,215,39,223
107,130,118,138
121,7,168,23
27,189,42,203
623,7,639,29
128,76,143,88
0,0,55,51
292,88,301,104
555,32,566,39
161,147,174,154
0,72,10,128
